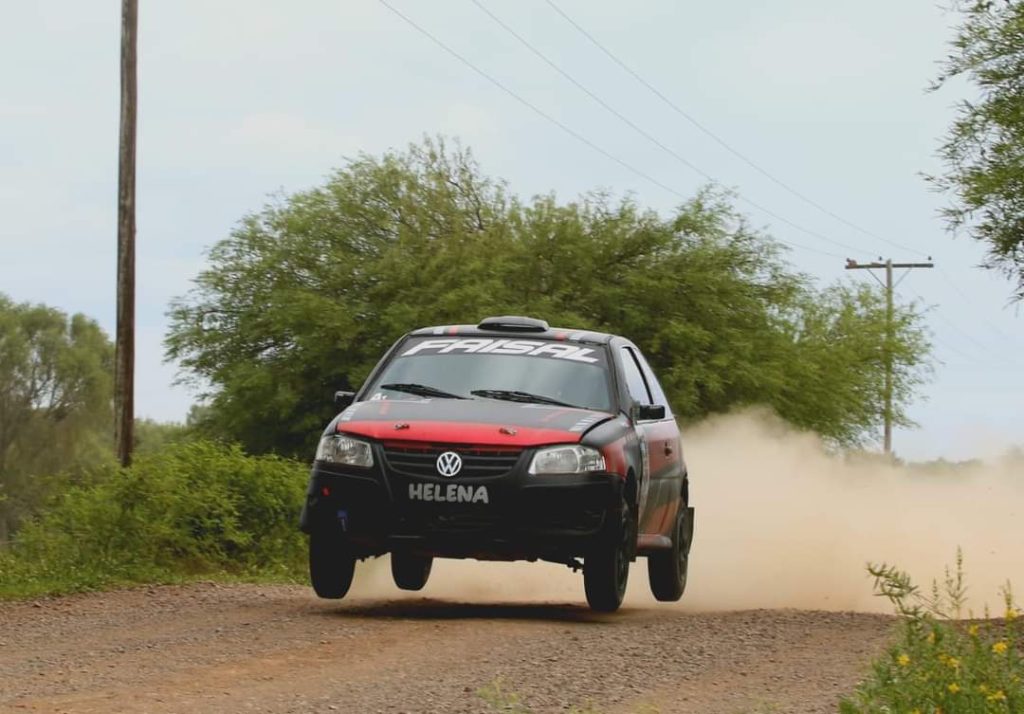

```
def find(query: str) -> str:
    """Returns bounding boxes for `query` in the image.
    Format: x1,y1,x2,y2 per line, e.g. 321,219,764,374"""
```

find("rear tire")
584,501,635,613
391,553,433,591
309,531,356,599
647,502,691,602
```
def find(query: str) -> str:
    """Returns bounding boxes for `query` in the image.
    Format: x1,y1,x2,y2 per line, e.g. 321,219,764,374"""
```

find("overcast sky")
2,1,1020,460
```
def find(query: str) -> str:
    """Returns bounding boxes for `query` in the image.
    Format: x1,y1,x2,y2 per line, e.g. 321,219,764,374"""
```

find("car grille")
382,444,524,479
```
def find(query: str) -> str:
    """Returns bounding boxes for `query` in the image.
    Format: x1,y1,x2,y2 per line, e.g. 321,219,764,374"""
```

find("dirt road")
0,576,892,714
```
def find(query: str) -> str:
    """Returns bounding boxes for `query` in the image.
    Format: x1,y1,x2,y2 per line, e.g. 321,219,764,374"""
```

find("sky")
1,1,1020,461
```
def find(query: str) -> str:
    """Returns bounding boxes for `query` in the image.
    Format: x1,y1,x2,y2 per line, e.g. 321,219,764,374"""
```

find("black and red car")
300,316,693,612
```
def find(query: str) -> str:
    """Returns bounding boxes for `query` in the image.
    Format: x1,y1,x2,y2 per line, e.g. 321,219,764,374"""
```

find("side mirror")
635,403,666,421
334,390,356,410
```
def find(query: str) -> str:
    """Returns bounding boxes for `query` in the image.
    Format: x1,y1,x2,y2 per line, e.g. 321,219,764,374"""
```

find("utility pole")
115,0,138,467
845,257,933,455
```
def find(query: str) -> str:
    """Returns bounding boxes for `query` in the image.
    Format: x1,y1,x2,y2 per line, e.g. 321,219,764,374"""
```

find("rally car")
299,316,693,612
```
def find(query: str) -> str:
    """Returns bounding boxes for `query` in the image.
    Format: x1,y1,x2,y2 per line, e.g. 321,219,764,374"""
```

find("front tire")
584,501,636,612
309,531,356,599
391,552,433,591
647,502,692,602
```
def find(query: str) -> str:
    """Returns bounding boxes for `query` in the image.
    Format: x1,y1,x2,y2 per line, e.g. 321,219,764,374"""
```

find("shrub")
841,551,1023,713
0,441,309,597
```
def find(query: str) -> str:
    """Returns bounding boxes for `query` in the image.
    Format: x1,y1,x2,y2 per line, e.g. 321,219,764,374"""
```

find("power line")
888,291,972,363
936,266,1019,344
383,0,1008,364
376,0,844,259
539,1,1019,358
470,0,869,258
910,289,1000,358
495,1,1012,365
543,0,929,259
902,287,1021,370
925,333,979,366
895,285,984,364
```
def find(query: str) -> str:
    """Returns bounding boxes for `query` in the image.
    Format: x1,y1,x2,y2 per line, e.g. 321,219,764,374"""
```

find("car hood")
334,398,614,447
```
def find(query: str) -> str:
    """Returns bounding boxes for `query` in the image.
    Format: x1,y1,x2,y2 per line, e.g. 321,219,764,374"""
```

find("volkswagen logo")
436,451,463,477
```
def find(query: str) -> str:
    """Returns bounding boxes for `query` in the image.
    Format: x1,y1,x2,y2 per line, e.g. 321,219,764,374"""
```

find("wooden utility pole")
845,257,933,455
115,0,138,467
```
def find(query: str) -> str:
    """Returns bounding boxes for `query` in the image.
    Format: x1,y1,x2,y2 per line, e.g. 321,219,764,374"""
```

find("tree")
931,0,1024,301
0,295,114,541
133,418,189,456
167,139,931,457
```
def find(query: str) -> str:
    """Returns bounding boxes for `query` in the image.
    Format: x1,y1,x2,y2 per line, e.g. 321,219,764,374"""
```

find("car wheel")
584,500,635,613
391,552,433,591
309,530,356,599
647,501,691,602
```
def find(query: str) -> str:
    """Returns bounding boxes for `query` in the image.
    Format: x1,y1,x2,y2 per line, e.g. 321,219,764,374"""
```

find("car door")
616,346,657,532
620,346,684,537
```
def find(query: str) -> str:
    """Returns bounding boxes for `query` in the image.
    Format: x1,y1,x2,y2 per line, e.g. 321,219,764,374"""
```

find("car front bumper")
299,448,624,563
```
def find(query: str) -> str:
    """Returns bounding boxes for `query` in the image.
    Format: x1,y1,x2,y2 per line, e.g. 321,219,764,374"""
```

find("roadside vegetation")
0,440,307,598
842,553,1023,713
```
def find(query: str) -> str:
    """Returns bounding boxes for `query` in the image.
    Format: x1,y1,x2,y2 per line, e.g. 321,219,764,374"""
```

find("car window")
364,336,615,412
632,348,672,414
619,347,653,405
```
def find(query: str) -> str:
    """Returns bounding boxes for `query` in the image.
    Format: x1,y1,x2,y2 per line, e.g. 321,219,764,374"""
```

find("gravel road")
0,576,893,714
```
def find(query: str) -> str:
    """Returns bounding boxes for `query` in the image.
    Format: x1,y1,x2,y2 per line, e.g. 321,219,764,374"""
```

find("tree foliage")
0,295,114,541
931,0,1024,300
167,139,931,457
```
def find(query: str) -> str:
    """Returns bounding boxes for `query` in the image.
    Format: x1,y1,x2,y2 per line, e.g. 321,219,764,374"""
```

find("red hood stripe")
337,420,584,447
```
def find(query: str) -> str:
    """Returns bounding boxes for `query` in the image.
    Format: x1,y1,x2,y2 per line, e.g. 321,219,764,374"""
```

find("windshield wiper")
379,383,467,400
470,389,581,409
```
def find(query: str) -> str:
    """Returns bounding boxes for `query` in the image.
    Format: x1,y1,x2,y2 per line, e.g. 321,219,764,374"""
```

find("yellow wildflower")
978,684,989,693
987,690,1007,702
937,652,949,664
993,641,1009,654
946,656,960,669
1007,608,1019,622
927,631,936,644
897,653,911,667
968,624,979,636
948,682,961,694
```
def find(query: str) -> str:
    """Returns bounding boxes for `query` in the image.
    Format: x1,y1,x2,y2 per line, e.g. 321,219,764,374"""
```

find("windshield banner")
400,338,601,364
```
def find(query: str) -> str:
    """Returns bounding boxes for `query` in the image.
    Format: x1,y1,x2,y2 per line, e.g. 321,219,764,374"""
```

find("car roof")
408,321,619,346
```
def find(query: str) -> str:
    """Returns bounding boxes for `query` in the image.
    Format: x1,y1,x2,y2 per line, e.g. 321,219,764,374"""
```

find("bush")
841,552,1023,713
0,441,309,597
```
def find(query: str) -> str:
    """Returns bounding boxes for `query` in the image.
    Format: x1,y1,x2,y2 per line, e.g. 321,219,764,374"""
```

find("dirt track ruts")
0,581,893,714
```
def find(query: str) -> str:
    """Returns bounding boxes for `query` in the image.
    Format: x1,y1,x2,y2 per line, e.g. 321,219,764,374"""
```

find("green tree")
133,418,189,455
0,295,114,541
167,139,931,456
931,0,1024,301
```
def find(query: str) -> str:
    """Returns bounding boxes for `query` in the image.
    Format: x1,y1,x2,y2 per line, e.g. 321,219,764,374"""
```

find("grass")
0,562,306,600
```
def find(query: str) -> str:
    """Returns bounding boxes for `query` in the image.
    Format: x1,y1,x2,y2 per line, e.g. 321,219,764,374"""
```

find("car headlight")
528,445,606,474
315,434,374,468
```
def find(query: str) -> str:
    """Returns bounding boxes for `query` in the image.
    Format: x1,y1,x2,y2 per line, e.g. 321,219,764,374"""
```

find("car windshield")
364,336,614,412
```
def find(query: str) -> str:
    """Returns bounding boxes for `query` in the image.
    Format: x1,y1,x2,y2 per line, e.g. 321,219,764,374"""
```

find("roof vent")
477,315,549,332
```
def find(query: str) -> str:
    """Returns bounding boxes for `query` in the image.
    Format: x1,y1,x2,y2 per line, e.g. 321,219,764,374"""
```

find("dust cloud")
349,411,1024,613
